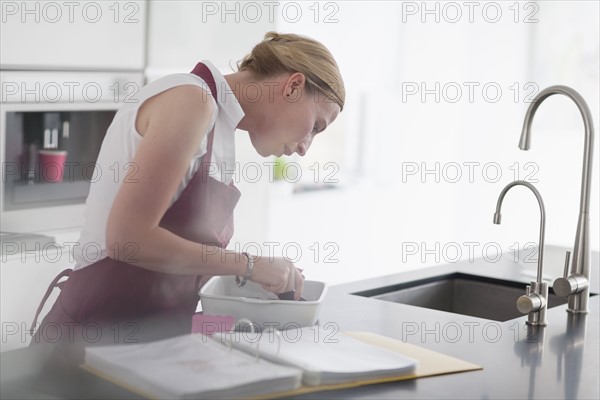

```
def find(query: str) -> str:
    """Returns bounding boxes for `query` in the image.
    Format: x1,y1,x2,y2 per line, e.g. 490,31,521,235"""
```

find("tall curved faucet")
494,180,548,326
519,85,594,314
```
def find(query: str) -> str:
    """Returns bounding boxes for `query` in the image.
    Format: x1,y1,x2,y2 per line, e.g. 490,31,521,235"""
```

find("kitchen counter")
303,255,600,399
1,253,599,399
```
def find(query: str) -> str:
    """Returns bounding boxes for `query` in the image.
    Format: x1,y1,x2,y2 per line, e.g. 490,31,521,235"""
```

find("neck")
224,71,254,131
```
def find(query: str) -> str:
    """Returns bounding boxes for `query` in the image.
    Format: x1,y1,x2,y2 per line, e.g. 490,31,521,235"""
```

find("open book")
83,326,418,399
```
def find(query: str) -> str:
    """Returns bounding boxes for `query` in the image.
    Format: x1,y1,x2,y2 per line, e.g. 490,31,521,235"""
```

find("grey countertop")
297,254,600,399
1,251,599,399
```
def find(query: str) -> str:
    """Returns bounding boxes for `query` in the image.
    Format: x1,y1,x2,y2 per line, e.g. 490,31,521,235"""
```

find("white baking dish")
199,276,328,329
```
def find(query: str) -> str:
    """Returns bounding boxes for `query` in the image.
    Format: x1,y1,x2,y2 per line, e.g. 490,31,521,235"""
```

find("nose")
296,144,306,157
296,135,313,157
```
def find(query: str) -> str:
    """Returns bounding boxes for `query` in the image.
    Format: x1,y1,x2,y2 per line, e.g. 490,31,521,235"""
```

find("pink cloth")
191,314,235,335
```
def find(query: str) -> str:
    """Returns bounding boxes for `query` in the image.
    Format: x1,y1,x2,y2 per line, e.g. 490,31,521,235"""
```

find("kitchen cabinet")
0,1,145,70
1,231,78,352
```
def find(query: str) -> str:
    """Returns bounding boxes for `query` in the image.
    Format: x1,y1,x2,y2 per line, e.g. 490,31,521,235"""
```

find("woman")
30,32,345,346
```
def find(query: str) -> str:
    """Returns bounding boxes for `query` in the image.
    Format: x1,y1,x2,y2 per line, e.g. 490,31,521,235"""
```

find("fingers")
262,265,292,294
261,283,275,292
254,257,304,298
293,267,305,301
285,264,296,293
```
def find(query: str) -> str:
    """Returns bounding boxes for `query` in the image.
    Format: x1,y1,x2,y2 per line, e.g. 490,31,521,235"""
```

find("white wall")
146,1,276,75
266,1,600,285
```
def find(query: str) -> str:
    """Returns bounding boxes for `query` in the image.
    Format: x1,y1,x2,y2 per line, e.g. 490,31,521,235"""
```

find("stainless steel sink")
353,273,571,322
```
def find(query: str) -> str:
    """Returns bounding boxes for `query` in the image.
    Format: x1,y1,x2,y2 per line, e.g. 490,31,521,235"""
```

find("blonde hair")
238,32,345,111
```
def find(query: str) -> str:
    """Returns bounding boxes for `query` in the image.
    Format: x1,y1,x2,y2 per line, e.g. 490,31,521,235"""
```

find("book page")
214,327,417,386
85,334,302,399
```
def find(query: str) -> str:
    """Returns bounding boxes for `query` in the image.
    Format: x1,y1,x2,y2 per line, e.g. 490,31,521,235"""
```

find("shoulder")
157,84,215,110
143,73,215,100
153,85,216,128
136,80,217,137
137,73,217,112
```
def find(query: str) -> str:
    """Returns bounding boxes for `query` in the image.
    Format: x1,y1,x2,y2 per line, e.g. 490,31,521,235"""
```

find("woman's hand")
250,256,305,300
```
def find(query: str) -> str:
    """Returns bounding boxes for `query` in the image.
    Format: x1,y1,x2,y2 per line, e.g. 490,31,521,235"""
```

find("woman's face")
245,72,340,157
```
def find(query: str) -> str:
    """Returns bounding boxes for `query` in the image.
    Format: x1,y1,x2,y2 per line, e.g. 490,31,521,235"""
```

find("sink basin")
353,273,571,322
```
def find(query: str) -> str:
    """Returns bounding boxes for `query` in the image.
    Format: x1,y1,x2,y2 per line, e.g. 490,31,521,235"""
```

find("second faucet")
494,180,548,326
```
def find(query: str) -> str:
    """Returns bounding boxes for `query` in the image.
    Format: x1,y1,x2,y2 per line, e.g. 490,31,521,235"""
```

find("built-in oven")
1,70,145,234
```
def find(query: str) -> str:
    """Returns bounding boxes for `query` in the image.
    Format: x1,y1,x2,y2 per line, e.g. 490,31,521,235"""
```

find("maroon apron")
30,63,241,346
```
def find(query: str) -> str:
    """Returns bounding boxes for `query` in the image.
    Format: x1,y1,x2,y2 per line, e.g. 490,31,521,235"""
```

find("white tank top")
73,61,244,269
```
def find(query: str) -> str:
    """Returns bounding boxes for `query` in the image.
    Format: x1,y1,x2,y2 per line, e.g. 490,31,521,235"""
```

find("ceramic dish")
199,276,328,329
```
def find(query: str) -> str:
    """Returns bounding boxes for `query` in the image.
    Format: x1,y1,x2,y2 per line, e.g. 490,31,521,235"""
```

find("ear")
284,72,306,98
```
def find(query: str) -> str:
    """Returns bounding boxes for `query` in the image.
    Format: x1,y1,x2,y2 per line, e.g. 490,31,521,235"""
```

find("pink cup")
38,150,67,183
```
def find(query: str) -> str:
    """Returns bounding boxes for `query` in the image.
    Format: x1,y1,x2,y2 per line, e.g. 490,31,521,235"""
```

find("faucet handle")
553,250,590,297
517,293,543,314
517,282,544,314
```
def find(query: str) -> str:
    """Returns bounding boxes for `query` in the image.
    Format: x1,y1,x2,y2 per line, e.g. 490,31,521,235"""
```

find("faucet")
494,180,548,326
519,85,594,314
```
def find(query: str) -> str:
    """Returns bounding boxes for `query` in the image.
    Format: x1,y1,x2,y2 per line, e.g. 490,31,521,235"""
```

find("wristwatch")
236,252,254,287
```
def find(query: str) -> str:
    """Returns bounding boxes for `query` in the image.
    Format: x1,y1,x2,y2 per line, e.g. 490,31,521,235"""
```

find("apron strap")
30,268,72,336
190,62,219,175
189,62,221,293
190,62,218,102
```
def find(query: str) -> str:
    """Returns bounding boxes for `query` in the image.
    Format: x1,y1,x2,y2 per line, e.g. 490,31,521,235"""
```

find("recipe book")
83,327,482,399
83,326,417,399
